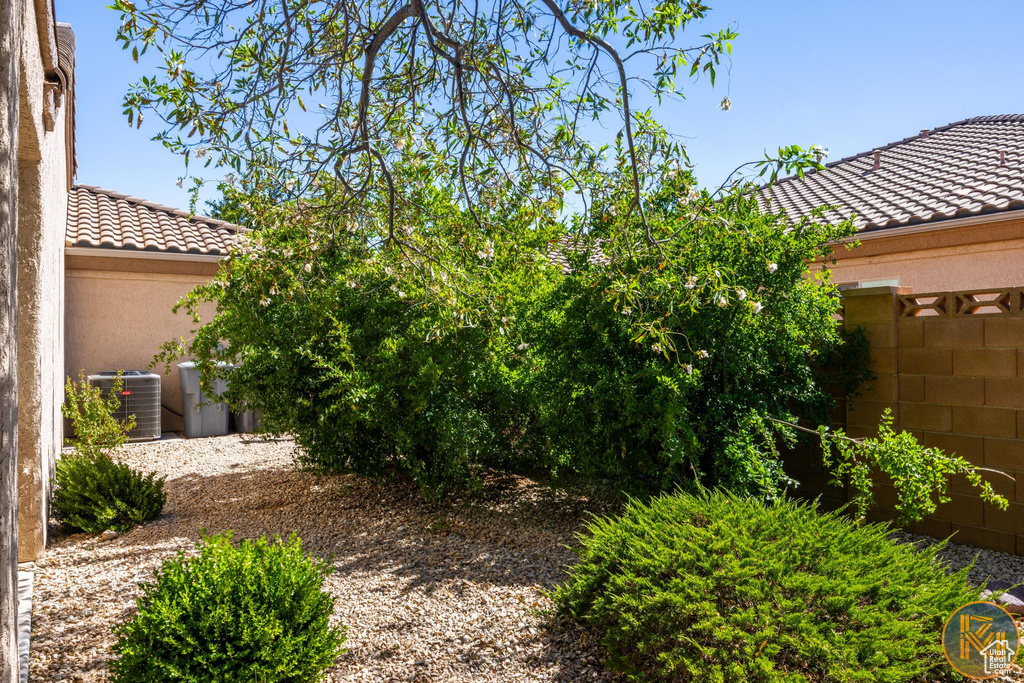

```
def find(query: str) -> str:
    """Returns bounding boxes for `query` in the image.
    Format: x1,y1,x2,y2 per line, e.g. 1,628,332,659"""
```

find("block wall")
795,286,1024,554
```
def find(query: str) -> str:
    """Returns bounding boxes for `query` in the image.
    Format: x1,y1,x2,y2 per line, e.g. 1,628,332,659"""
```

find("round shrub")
552,490,982,682
110,532,346,683
52,452,166,533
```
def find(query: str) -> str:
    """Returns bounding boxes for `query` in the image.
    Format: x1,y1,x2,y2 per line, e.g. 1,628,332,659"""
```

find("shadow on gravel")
42,456,624,681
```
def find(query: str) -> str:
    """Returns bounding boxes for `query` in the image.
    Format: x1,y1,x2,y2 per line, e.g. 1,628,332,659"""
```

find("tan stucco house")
759,115,1024,292
64,185,241,432
2,1,76,677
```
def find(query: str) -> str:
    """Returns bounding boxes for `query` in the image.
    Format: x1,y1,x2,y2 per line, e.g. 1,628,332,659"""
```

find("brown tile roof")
67,184,245,256
758,114,1024,233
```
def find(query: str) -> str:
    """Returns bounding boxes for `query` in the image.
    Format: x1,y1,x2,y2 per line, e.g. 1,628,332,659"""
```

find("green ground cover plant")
110,532,346,682
553,489,982,683
54,372,165,533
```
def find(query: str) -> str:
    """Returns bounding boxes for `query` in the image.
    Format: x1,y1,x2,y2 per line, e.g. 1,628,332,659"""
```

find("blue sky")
56,0,1024,214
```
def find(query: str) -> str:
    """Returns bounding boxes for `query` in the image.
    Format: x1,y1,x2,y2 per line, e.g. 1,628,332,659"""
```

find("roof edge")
72,184,248,233
763,114,1024,190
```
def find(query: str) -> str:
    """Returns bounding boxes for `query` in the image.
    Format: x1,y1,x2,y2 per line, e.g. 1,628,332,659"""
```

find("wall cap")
842,286,913,298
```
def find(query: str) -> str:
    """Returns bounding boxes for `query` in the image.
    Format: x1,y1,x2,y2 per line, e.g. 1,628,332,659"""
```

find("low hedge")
552,490,981,682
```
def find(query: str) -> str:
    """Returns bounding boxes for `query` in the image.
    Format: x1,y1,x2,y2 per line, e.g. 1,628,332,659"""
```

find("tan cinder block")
924,318,984,349
986,438,1024,470
905,516,953,539
951,524,1017,555
953,348,1017,377
985,317,1024,347
863,376,896,402
898,402,952,432
898,348,952,375
896,318,924,348
985,378,1024,409
932,494,984,526
922,432,984,465
899,375,925,402
953,406,1018,438
925,376,985,406
843,293,896,323
867,348,897,375
950,470,1013,498
846,400,897,428
854,322,896,349
984,501,1024,536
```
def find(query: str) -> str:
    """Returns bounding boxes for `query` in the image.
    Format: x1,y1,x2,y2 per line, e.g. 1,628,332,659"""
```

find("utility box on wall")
177,362,229,438
87,371,162,441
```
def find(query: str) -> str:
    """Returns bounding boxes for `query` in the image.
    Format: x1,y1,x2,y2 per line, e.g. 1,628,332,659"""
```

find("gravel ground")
28,435,1024,682
29,435,620,682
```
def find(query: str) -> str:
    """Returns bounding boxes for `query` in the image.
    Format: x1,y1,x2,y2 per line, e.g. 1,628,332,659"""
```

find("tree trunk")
0,1,20,681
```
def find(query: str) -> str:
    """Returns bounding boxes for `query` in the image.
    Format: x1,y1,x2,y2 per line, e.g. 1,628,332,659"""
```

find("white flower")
687,186,700,203
259,297,270,306
621,307,632,315
397,290,406,299
395,138,406,150
666,169,678,180
752,301,764,314
685,276,698,290
682,363,693,374
810,144,829,162
346,281,357,288
516,342,530,351
696,350,709,359
719,96,732,111
717,295,729,308
195,146,207,159
737,288,747,301
651,343,663,354
768,263,778,274
303,263,312,273
477,240,495,260
285,178,297,191
175,177,184,189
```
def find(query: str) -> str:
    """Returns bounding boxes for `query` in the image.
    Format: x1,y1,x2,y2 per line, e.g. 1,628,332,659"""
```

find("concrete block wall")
802,286,1024,554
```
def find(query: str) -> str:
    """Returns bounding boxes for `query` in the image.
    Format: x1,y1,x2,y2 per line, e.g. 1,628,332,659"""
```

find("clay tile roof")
66,184,246,256
757,114,1024,233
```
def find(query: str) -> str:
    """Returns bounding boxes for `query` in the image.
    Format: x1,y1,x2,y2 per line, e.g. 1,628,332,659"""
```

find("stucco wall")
819,215,1024,292
15,1,69,562
64,257,217,432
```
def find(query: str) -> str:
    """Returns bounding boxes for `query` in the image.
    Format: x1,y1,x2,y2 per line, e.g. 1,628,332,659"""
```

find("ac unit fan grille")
87,372,162,442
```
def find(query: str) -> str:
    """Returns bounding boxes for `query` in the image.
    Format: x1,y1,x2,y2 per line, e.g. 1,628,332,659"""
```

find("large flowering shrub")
515,191,848,496
161,165,1007,516
160,175,558,496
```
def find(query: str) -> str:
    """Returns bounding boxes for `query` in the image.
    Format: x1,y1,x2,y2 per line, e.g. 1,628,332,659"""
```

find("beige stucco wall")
15,1,70,562
65,256,218,432
819,215,1024,293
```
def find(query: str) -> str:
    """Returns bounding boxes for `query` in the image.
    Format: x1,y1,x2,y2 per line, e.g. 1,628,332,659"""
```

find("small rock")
981,581,1024,615
100,530,118,541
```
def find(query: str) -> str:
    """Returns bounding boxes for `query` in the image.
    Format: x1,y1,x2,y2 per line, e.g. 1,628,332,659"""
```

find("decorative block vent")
87,371,162,442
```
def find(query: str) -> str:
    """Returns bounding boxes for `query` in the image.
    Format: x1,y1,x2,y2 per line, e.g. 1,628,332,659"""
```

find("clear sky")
56,0,1024,214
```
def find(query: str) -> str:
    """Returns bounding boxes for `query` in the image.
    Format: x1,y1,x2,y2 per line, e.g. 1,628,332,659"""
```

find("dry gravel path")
30,435,620,682
28,434,1024,682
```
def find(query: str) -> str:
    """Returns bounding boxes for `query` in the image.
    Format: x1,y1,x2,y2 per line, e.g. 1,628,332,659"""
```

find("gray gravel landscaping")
26,434,1024,682
29,435,620,682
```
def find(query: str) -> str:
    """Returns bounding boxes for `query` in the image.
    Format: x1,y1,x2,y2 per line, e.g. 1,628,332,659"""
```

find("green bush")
54,372,164,533
52,452,166,533
160,173,552,497
552,490,981,683
110,532,346,683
